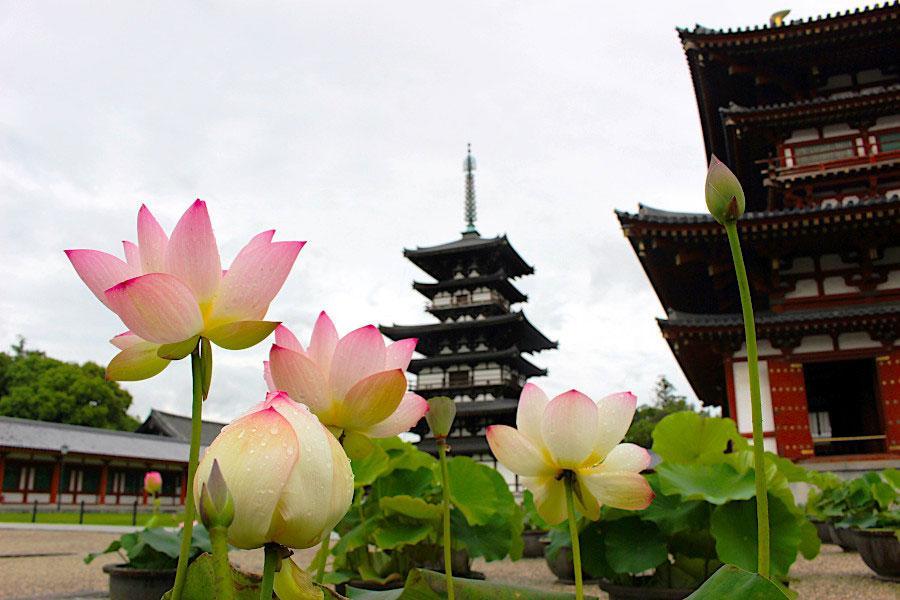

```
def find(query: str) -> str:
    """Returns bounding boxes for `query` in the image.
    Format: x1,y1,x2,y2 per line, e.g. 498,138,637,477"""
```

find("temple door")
876,351,900,453
767,359,814,460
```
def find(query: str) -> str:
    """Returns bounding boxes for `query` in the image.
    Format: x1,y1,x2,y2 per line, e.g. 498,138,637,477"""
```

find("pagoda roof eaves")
720,84,900,125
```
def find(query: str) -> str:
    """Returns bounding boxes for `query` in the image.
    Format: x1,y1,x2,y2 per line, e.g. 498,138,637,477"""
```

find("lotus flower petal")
263,360,276,391
362,392,429,438
340,369,407,430
209,239,303,324
122,241,141,270
65,250,136,309
598,443,651,473
165,200,222,303
194,404,297,549
274,324,304,353
516,383,550,445
105,341,169,381
329,325,387,398
268,395,340,548
385,338,417,371
581,470,654,511
523,476,567,526
594,392,637,460
269,345,329,413
110,331,141,350
136,204,168,273
486,424,554,477
105,273,204,344
307,312,338,374
541,390,599,468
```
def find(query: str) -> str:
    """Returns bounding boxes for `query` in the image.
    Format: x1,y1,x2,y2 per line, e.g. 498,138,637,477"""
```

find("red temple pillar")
49,461,61,505
179,466,188,505
98,463,108,505
767,359,814,460
877,351,900,453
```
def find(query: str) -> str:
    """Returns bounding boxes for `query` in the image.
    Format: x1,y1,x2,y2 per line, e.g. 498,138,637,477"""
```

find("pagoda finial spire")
463,143,479,237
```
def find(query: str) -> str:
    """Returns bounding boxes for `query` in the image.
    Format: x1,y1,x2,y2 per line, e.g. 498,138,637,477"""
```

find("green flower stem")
209,525,235,600
312,535,330,583
724,222,771,579
171,345,206,600
563,476,584,600
437,438,455,600
260,543,280,600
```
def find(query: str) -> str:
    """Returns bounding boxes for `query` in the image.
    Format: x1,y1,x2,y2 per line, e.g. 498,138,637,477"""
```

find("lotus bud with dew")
193,391,353,550
143,471,162,495
65,200,304,381
425,396,456,439
266,312,428,440
705,155,745,225
198,460,235,530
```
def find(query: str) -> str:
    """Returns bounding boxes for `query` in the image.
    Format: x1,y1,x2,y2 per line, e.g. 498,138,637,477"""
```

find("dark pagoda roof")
721,84,900,128
617,194,900,231
677,3,899,48
409,347,547,378
380,312,558,354
417,435,491,456
404,234,534,280
413,271,528,304
136,409,226,447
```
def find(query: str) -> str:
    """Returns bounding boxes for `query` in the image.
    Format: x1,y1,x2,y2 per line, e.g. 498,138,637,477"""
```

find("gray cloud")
0,0,861,422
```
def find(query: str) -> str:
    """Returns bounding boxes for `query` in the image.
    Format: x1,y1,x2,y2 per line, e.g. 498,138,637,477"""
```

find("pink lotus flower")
266,312,428,439
193,391,353,549
487,384,653,525
144,471,163,495
66,201,304,380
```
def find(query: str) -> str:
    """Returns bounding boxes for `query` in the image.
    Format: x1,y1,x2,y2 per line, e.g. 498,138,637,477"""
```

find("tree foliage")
0,337,140,431
623,375,706,448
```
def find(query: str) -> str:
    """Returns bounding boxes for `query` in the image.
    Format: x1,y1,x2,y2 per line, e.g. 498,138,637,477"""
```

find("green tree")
624,375,705,448
0,338,140,431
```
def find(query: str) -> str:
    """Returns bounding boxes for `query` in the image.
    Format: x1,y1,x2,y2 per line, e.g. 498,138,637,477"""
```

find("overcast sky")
0,1,866,423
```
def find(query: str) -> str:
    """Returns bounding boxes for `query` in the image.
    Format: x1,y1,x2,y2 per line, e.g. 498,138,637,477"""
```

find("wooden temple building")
617,5,900,461
0,411,224,508
380,147,556,482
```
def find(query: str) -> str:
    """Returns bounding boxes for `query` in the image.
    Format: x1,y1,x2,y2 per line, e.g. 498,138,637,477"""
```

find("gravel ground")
0,528,896,599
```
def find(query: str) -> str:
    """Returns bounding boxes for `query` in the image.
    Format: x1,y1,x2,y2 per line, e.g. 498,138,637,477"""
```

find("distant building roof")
0,416,201,464
136,409,227,446
403,234,534,279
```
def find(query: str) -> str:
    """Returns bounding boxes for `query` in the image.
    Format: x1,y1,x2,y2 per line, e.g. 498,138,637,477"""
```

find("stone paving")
0,526,896,599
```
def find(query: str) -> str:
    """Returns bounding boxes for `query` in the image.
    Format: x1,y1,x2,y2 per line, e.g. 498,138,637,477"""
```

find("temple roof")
661,302,900,332
413,271,527,304
0,416,201,463
404,234,534,280
677,3,899,47
617,194,900,229
136,409,226,446
721,84,900,128
409,347,547,377
380,312,557,354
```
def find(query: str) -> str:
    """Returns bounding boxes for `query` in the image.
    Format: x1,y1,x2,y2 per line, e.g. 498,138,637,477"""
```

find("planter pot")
810,519,832,545
852,528,900,582
828,523,858,552
102,563,176,600
544,546,594,584
522,529,547,558
336,579,404,594
599,579,696,600
411,548,475,576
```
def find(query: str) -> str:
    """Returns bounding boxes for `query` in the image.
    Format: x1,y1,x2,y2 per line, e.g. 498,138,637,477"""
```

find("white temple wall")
732,360,775,436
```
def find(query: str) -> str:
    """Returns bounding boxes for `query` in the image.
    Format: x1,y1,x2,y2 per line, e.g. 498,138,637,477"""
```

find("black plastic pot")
544,545,595,584
598,579,696,600
522,529,547,558
828,522,858,552
852,528,900,582
102,563,176,600
336,579,405,594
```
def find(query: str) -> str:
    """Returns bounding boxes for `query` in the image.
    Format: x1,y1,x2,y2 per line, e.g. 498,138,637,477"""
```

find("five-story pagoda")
380,147,556,480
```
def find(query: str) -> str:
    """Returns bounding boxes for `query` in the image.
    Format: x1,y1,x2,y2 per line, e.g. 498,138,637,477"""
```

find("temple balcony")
763,124,900,183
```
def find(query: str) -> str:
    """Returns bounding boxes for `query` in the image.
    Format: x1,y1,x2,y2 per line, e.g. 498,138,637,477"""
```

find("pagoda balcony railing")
764,126,900,178
412,374,524,392
427,292,510,312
